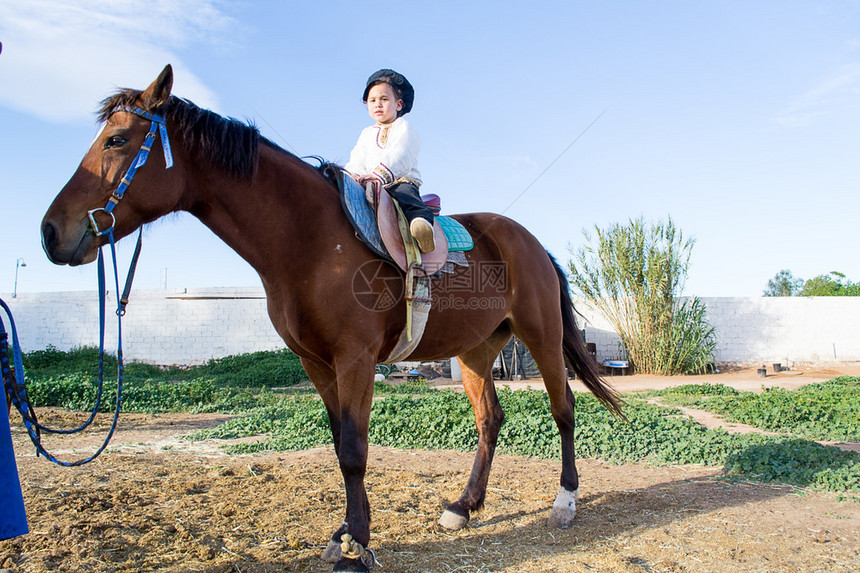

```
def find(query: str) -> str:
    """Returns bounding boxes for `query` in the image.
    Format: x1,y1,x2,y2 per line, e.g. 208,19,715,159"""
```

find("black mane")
98,90,292,179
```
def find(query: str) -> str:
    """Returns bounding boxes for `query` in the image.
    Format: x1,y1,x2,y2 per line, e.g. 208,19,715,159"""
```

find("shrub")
194,349,308,387
568,217,716,374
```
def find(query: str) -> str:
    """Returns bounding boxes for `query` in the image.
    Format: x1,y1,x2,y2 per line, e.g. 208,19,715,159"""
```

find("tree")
763,269,803,297
800,272,860,296
567,217,716,375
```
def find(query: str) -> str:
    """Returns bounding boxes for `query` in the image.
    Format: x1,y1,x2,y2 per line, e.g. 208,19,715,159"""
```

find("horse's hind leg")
512,320,581,529
539,351,581,528
438,327,511,530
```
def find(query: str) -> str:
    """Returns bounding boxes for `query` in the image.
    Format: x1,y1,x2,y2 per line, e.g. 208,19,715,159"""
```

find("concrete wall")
2,289,859,366
575,296,860,367
2,288,283,365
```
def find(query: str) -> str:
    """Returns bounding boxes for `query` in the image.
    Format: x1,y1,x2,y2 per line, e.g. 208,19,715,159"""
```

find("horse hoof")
322,539,342,563
547,506,576,529
333,557,368,572
547,486,578,529
438,508,469,530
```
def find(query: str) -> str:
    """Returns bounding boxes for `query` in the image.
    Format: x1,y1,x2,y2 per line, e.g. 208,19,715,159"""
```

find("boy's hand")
358,174,384,187
359,176,381,207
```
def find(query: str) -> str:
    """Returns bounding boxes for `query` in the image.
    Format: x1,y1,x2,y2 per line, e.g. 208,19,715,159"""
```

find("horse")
41,65,623,572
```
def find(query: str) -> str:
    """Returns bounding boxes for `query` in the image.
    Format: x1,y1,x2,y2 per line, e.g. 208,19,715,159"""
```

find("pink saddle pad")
377,189,449,274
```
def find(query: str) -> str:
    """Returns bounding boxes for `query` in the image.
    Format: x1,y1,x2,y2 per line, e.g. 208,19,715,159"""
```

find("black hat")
362,69,414,115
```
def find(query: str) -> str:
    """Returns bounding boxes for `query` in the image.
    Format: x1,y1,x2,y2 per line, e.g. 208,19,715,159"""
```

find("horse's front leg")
301,357,351,563
305,354,377,572
333,355,377,572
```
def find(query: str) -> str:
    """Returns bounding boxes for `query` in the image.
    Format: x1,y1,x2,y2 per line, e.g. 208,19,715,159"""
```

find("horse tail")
548,252,626,419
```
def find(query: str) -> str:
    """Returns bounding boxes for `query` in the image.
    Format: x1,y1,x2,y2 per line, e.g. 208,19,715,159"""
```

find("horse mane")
97,90,328,182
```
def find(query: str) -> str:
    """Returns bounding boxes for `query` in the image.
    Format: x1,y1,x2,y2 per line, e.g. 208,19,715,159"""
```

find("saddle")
338,174,472,270
373,183,450,274
330,166,473,362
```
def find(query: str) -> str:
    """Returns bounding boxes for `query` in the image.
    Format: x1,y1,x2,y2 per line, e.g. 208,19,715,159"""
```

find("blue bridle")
1,106,174,466
87,105,174,237
92,105,174,315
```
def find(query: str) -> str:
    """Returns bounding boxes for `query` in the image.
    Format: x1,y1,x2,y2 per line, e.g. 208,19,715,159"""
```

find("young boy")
345,69,436,253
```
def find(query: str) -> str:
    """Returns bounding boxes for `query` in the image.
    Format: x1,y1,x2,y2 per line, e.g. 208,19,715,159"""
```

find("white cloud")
0,0,237,123
775,62,860,127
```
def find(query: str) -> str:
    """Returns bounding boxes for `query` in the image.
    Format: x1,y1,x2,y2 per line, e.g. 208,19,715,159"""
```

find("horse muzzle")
41,217,98,266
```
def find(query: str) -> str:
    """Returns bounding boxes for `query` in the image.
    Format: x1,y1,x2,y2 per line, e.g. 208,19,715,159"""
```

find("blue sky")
1,0,859,298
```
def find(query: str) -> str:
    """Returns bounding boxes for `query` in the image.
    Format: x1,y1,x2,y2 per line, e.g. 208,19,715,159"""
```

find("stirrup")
410,218,435,253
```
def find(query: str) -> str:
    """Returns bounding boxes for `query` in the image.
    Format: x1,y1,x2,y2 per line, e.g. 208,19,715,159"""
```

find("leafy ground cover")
190,387,860,493
22,345,309,390
19,346,309,413
19,347,439,414
650,377,860,442
15,347,860,494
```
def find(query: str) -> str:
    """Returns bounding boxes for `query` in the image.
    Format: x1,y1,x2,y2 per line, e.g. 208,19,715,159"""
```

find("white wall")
574,296,860,367
700,296,860,365
2,288,283,365
2,289,859,366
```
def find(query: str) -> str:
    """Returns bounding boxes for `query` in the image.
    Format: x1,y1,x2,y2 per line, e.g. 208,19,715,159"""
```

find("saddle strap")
382,200,432,363
383,278,431,363
395,200,422,342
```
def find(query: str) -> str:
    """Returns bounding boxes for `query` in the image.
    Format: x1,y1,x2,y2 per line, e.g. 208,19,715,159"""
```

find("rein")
2,106,171,466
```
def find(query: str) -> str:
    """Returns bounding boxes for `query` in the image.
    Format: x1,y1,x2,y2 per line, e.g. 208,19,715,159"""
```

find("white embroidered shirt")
345,116,422,186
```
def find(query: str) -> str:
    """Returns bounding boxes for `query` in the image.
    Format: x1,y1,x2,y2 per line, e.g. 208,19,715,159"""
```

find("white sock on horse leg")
547,486,579,529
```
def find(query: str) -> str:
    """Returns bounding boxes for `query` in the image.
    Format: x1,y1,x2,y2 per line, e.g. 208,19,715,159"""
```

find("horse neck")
185,146,349,284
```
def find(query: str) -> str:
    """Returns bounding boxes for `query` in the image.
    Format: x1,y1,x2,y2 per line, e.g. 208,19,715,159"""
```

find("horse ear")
142,64,174,110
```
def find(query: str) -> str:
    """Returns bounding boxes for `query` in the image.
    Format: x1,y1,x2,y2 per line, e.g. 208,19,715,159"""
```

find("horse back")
407,212,561,360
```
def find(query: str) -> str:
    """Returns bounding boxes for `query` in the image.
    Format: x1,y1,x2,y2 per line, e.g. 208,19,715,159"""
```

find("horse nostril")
41,220,58,256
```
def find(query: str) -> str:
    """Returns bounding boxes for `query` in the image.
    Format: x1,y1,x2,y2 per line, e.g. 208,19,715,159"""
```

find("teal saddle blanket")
339,174,473,259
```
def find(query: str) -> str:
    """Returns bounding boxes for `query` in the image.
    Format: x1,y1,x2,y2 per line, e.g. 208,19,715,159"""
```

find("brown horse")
41,65,622,572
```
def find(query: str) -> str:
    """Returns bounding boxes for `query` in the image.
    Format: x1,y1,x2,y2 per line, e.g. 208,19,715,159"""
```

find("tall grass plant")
568,217,716,374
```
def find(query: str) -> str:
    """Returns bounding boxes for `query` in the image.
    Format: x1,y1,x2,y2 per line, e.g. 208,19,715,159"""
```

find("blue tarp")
0,386,28,540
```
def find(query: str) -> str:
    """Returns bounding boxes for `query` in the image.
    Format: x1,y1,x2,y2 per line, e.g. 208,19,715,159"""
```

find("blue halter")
1,106,174,466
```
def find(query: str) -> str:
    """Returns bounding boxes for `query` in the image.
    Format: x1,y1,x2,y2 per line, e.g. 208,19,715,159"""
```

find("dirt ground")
2,366,859,572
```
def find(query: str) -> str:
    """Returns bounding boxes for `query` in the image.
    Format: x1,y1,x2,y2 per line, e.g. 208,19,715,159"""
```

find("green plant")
193,349,308,387
25,373,222,413
662,383,740,396
187,386,859,493
567,217,716,374
724,439,859,491
21,346,308,389
655,377,860,442
763,269,804,297
373,378,437,395
800,271,860,296
21,347,860,492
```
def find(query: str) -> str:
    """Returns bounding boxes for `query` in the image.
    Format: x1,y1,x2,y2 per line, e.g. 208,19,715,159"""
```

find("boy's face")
366,83,402,124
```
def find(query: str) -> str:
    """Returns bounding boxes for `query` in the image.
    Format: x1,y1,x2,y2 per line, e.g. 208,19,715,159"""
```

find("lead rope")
1,228,142,466
2,104,163,466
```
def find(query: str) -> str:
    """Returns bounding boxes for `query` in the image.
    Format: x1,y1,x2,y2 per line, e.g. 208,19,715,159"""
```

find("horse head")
41,65,182,266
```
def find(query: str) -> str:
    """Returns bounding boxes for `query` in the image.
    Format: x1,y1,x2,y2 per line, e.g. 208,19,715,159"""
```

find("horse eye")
104,135,128,149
